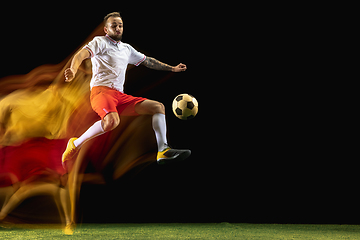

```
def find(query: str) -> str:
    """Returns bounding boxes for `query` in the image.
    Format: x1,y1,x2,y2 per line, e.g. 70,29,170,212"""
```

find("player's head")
104,12,123,42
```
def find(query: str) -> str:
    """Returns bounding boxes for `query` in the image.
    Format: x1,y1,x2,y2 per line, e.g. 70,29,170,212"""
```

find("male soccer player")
62,12,190,167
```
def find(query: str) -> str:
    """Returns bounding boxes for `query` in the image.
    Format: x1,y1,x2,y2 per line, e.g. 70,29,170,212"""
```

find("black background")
1,4,357,224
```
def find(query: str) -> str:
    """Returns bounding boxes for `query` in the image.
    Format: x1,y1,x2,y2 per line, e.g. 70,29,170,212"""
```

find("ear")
104,26,108,34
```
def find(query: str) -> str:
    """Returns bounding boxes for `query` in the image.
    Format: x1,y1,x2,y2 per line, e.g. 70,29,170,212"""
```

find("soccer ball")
172,94,198,120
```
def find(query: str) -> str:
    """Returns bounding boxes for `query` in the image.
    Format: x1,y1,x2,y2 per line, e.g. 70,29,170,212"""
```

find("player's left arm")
141,56,187,72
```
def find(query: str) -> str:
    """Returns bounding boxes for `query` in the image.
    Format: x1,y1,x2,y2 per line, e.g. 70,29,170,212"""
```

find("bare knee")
102,113,120,132
154,102,165,115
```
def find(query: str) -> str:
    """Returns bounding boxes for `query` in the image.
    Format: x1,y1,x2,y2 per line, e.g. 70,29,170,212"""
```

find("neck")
106,34,121,43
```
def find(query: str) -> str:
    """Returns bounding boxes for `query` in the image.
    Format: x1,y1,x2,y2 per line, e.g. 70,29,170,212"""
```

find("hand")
172,63,187,72
64,68,76,82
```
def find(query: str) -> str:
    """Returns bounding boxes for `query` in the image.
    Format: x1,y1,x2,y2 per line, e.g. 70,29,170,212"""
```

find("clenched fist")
172,63,187,72
64,68,76,82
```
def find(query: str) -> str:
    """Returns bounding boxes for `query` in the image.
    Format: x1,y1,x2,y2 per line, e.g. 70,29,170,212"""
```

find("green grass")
1,223,360,239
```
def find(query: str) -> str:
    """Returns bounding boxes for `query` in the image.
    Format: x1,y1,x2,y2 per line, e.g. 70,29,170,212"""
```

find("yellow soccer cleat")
157,145,191,165
62,138,79,169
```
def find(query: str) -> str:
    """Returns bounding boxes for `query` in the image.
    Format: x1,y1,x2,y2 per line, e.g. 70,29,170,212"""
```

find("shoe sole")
157,150,191,165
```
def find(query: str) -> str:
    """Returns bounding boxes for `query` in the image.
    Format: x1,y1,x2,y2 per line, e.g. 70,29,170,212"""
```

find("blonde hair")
104,12,122,25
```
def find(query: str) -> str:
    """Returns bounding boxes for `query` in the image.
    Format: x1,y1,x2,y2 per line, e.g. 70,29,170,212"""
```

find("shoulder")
88,36,107,45
120,42,132,49
121,42,141,54
87,36,108,50
95,36,106,40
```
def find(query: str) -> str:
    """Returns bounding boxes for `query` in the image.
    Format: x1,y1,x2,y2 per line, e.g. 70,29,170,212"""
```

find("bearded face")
104,17,123,42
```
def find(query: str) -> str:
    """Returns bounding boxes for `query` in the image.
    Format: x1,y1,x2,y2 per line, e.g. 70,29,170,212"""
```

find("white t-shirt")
84,34,146,92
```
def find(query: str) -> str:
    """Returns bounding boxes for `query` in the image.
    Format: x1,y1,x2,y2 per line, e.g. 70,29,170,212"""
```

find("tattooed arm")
141,57,187,72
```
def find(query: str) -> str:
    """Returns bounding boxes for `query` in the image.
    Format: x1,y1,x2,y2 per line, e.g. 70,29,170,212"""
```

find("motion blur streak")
0,24,157,226
0,25,98,146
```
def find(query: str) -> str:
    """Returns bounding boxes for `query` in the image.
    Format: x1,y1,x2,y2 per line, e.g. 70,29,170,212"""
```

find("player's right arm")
64,48,90,82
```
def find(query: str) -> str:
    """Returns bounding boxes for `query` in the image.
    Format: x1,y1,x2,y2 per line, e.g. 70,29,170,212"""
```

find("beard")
108,32,122,41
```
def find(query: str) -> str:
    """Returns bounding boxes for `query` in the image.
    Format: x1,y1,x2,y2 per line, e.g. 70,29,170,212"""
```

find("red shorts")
90,86,147,119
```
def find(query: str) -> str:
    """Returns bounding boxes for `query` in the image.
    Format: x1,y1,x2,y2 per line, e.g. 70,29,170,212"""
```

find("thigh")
90,87,118,119
134,100,165,115
116,93,147,116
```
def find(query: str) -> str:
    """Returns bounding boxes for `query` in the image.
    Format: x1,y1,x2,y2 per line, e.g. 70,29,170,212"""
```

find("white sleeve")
128,45,146,66
83,37,102,58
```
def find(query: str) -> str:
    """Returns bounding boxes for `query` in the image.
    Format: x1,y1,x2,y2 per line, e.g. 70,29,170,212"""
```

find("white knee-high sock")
152,113,168,151
73,120,105,148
